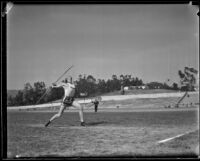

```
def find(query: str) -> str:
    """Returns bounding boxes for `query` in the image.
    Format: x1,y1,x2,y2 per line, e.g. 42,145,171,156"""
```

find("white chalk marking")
158,134,184,143
158,130,197,144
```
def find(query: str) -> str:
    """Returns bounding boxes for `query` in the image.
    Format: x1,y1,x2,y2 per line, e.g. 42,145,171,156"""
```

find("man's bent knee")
56,112,63,118
72,101,82,109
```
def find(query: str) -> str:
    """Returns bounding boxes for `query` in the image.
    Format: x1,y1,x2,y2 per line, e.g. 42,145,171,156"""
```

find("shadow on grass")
85,121,109,126
49,121,110,128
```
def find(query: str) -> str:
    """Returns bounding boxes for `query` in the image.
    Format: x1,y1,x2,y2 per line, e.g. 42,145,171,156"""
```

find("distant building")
80,92,88,97
124,86,129,91
124,85,147,90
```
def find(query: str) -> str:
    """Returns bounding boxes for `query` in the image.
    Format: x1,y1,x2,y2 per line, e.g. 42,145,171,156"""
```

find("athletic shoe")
80,122,86,126
45,121,51,127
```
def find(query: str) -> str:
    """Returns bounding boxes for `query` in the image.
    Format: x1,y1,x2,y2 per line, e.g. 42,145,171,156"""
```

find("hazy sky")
7,4,199,90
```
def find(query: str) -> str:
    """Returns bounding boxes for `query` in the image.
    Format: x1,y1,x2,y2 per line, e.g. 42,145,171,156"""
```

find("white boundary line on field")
157,130,197,144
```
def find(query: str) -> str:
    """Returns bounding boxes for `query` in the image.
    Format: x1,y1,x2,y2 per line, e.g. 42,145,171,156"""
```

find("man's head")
69,77,73,83
66,76,73,83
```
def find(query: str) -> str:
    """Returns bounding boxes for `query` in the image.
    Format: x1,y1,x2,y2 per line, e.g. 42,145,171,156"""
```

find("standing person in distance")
91,98,99,113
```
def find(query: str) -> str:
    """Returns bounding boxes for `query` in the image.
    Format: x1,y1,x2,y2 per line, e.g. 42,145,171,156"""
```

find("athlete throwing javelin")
44,77,85,127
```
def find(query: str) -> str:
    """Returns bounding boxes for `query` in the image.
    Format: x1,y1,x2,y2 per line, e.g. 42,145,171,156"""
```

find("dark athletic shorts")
63,97,74,106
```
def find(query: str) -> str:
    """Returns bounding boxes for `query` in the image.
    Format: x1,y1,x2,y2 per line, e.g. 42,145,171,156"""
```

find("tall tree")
112,74,117,80
33,82,46,103
87,75,96,83
14,90,24,105
22,83,34,105
178,67,198,91
7,95,14,106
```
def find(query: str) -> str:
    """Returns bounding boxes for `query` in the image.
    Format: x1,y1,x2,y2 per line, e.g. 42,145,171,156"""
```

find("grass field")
7,91,199,158
7,108,199,158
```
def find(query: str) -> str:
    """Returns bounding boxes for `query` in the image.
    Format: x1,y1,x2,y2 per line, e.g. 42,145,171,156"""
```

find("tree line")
7,74,144,106
7,67,198,106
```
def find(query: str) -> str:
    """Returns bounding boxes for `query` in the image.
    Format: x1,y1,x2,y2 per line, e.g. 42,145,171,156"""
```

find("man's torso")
62,83,76,98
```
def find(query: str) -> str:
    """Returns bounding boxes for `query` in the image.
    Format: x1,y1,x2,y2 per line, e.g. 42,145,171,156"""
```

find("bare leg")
45,103,67,127
72,101,84,124
95,105,98,112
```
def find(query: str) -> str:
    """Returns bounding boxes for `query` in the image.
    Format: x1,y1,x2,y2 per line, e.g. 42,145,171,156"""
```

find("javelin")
54,65,74,84
35,65,74,105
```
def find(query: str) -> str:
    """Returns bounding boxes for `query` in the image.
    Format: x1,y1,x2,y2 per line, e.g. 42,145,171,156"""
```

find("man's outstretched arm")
52,82,66,88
